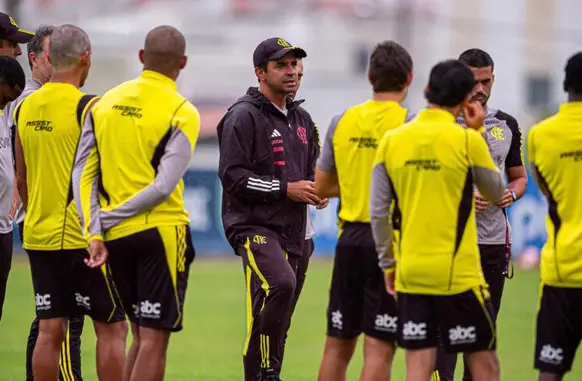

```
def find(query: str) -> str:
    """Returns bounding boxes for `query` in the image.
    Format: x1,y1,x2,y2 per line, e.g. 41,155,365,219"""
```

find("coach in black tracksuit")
218,37,320,381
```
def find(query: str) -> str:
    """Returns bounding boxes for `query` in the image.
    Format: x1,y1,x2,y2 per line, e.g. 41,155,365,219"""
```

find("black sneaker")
259,368,281,381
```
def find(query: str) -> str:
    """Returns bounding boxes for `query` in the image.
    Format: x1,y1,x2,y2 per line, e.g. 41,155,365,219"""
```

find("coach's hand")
384,270,396,296
288,180,321,205
496,189,515,209
474,191,489,213
316,197,329,210
86,239,109,268
463,102,485,130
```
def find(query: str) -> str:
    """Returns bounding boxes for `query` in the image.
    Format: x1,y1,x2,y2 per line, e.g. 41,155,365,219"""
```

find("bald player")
73,25,200,381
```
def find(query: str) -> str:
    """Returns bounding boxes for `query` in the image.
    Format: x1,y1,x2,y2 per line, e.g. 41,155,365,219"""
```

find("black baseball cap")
0,13,34,43
253,37,307,68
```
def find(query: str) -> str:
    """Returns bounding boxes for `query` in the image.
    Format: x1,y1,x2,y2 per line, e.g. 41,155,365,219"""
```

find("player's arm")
467,130,505,203
14,128,27,212
73,111,104,241
498,115,527,207
525,126,549,197
218,108,287,203
370,136,395,271
315,114,342,199
98,103,201,232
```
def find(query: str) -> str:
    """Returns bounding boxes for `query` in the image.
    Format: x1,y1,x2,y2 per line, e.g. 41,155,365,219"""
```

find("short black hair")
0,55,25,90
368,41,413,92
458,48,494,71
563,52,582,94
425,59,476,107
27,25,55,70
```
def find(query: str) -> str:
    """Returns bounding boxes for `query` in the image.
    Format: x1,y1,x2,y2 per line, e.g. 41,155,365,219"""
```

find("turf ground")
1,256,581,381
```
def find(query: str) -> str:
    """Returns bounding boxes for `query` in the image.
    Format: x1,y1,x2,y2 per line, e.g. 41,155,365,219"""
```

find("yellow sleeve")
174,101,201,154
467,129,498,171
526,125,537,166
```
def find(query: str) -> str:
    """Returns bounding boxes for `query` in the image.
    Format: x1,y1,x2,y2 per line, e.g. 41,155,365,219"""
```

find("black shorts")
326,222,398,342
535,285,582,375
26,249,125,323
397,287,496,353
106,225,195,332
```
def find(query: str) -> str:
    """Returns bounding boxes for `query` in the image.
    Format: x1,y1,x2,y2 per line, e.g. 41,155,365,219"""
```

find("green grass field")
1,256,581,381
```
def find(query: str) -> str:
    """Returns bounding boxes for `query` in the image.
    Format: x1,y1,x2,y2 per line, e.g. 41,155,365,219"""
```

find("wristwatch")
510,191,517,202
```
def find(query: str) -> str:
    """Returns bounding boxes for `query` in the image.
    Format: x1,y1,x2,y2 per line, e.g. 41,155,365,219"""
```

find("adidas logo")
271,129,282,138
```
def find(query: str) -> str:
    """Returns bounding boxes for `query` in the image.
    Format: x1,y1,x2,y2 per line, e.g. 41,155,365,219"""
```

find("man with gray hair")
13,24,127,381
3,24,85,381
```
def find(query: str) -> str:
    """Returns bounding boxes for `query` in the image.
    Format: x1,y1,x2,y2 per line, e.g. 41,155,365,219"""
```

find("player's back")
379,108,497,295
91,70,200,240
15,83,92,250
528,103,582,287
333,100,408,223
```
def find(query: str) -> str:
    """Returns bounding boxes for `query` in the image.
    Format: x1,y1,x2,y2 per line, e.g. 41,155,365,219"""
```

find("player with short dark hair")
217,37,320,381
315,40,413,381
371,59,505,381
14,24,127,381
74,25,199,381
527,51,582,381
434,48,527,381
0,54,25,323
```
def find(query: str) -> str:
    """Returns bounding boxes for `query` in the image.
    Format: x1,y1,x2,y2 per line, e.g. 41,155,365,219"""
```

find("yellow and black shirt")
73,70,200,242
317,100,410,223
14,82,97,250
370,108,505,295
527,102,582,288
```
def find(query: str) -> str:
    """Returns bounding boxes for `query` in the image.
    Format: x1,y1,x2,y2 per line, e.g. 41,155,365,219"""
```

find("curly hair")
368,41,413,93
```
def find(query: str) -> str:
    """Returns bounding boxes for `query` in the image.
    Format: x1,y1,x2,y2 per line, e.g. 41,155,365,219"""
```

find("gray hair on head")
49,24,91,69
27,25,55,70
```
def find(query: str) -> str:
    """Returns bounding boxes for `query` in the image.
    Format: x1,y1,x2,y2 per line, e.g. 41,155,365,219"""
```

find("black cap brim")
6,29,34,43
268,46,307,61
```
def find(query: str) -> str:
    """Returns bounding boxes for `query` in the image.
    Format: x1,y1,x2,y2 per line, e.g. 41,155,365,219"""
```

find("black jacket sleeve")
218,108,287,203
307,117,321,182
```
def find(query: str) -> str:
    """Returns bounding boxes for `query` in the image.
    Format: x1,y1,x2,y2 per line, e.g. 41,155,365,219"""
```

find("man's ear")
28,52,36,68
255,66,265,82
138,49,145,65
179,55,187,70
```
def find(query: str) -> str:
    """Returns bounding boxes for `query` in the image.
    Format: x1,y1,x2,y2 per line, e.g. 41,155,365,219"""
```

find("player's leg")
291,238,314,316
237,231,297,380
461,244,506,381
0,231,13,321
26,318,39,381
130,225,195,381
241,261,267,380
65,315,85,381
397,293,438,381
75,248,127,380
104,238,140,381
27,250,71,381
440,287,499,381
534,285,580,381
58,316,85,381
434,329,457,381
360,242,397,381
318,230,366,381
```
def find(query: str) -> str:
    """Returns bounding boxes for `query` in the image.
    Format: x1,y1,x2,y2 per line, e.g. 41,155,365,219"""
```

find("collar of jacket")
244,86,304,114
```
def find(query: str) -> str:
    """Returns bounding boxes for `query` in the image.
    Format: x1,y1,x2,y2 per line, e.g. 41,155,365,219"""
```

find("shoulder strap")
76,94,99,128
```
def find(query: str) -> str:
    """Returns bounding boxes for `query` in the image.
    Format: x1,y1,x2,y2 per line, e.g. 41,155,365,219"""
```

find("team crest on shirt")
489,126,504,141
296,126,308,144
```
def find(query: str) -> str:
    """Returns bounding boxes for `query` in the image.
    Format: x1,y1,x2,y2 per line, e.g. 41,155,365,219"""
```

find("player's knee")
273,270,297,298
38,318,67,345
94,320,128,343
323,337,357,363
